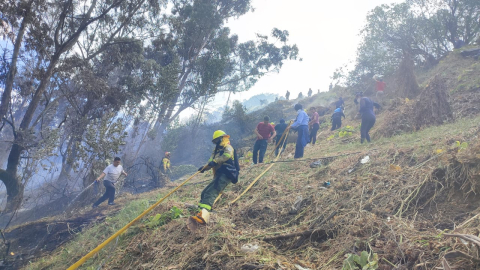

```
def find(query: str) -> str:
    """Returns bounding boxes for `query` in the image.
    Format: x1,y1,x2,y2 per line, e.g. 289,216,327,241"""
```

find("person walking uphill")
291,104,309,158
274,119,289,156
374,77,386,101
253,116,276,164
308,107,320,145
331,107,345,131
335,97,344,109
189,130,240,227
355,92,380,143
92,157,127,208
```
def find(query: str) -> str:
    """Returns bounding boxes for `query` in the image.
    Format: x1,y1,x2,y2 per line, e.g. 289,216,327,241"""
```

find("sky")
194,0,401,114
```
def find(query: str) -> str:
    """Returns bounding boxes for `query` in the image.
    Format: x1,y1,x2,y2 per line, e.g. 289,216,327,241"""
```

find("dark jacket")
331,111,346,121
274,123,288,138
208,144,239,183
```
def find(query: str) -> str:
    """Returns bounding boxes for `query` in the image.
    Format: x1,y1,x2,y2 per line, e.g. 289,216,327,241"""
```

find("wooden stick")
457,213,480,229
444,233,480,247
444,250,480,263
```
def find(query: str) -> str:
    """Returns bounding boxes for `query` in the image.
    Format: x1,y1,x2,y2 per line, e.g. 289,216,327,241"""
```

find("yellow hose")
67,170,202,270
230,127,290,205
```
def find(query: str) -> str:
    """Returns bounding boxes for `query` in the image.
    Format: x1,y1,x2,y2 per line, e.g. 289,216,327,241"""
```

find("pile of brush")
375,76,453,138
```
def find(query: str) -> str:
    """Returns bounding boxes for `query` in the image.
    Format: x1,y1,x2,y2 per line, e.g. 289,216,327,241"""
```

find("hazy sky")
204,0,401,108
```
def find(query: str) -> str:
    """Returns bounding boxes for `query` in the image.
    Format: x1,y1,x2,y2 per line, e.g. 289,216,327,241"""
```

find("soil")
0,209,117,269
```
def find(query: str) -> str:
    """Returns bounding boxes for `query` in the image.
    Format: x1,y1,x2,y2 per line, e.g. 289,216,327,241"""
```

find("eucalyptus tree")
0,0,160,211
139,0,299,135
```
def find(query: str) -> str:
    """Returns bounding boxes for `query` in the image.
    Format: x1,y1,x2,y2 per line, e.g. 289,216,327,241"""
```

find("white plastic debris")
360,156,370,164
294,264,312,270
241,243,259,253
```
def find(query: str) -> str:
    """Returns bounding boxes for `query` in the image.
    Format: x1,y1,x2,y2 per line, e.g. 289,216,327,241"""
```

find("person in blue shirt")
331,107,346,131
290,104,309,158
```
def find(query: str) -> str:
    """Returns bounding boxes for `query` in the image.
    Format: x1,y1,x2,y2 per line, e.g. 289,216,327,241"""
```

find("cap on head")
212,130,227,141
280,119,285,124
294,104,303,111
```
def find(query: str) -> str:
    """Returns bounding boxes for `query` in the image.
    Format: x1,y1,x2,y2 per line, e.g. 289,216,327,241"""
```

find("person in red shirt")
308,107,320,145
374,77,386,101
252,116,276,164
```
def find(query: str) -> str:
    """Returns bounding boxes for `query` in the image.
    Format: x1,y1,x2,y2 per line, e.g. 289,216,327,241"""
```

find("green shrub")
169,164,197,180
342,251,379,270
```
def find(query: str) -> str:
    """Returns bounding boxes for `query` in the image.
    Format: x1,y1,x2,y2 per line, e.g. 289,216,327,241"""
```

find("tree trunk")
1,143,25,212
0,51,61,211
0,11,29,122
57,136,78,185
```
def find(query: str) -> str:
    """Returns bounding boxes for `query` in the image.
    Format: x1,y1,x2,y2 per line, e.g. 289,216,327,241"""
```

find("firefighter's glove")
198,166,207,173
208,161,217,167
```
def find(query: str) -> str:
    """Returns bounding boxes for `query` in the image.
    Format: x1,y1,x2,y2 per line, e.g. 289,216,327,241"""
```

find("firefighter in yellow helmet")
190,130,240,226
162,152,171,174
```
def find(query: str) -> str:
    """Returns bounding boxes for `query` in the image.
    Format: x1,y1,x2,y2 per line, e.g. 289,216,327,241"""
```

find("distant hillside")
204,93,280,124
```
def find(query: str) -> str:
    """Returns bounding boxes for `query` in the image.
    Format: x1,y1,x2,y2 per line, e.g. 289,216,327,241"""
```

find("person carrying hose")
190,130,240,226
354,92,380,143
291,104,309,158
252,116,276,164
92,157,127,208
274,119,289,156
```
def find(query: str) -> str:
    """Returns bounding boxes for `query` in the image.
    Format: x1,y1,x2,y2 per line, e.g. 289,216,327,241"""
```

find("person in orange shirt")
374,77,386,101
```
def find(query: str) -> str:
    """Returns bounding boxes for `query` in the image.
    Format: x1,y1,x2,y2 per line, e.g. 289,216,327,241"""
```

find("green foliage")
144,206,184,229
160,119,185,153
455,141,468,152
327,126,355,141
340,0,480,87
169,164,198,180
222,100,253,132
342,251,379,270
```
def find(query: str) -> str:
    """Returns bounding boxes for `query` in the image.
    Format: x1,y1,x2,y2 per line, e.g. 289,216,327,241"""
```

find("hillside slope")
23,114,480,270
4,51,480,270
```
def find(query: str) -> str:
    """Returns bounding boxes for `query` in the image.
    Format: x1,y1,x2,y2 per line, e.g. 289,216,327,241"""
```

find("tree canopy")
0,0,298,211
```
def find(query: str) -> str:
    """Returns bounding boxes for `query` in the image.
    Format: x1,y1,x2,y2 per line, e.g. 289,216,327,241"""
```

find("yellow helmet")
212,130,227,141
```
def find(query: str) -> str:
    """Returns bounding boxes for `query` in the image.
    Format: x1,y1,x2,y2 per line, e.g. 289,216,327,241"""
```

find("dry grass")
18,67,480,270
374,76,453,138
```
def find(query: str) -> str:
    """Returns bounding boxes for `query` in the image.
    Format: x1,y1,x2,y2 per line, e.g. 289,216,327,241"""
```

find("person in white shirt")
92,157,127,208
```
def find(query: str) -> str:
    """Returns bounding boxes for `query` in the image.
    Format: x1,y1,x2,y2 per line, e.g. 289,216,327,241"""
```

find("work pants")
294,125,309,159
275,135,287,157
199,173,231,209
252,139,268,164
310,123,319,144
331,118,342,131
361,114,376,143
93,180,115,206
